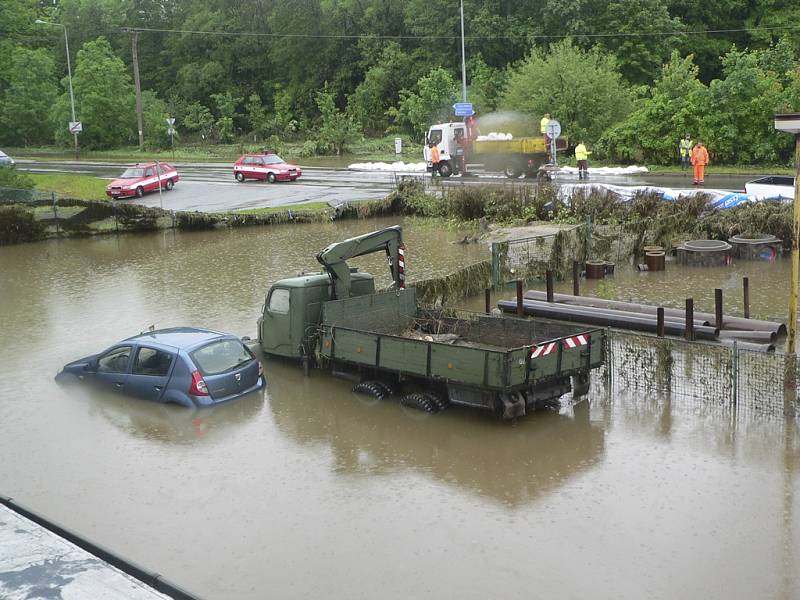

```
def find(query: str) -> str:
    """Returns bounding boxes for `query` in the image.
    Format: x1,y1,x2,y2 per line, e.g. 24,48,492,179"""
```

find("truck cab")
258,271,376,359
424,122,468,177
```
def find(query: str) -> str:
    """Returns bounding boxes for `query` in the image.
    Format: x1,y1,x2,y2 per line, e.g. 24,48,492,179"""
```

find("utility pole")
459,0,467,102
129,29,144,152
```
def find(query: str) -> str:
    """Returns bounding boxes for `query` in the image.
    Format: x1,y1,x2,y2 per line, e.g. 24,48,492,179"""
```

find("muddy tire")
422,391,449,413
352,381,386,400
372,380,396,397
400,392,437,413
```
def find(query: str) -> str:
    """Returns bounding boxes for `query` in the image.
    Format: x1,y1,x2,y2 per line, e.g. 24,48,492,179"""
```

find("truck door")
260,287,293,357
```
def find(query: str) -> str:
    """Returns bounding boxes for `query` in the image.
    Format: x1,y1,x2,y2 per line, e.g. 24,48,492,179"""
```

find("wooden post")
685,298,695,341
572,261,580,296
546,270,554,303
657,307,665,337
484,288,491,314
743,277,750,319
516,280,524,316
715,288,723,330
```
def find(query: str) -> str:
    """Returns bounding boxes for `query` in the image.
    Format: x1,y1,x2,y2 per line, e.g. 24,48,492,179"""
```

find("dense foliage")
0,0,799,161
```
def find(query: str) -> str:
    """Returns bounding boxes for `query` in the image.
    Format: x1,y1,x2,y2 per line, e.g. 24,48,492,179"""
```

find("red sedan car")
106,162,180,199
233,152,301,183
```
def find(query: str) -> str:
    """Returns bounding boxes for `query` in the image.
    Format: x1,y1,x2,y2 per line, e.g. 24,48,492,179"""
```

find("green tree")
210,91,242,143
0,48,58,146
502,39,632,143
315,85,360,155
597,52,708,162
389,67,458,140
467,55,506,114
141,90,170,149
50,37,135,149
182,102,214,142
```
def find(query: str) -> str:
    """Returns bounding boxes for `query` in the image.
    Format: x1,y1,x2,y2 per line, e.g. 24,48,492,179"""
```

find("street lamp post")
459,0,467,103
36,19,79,160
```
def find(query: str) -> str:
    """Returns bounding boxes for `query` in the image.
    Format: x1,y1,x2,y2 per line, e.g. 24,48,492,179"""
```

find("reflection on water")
0,221,798,600
266,358,604,507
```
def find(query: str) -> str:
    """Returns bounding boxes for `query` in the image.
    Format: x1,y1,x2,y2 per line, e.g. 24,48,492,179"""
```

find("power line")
122,24,800,41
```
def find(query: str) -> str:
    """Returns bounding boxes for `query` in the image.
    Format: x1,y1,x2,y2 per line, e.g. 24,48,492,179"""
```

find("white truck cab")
423,122,468,177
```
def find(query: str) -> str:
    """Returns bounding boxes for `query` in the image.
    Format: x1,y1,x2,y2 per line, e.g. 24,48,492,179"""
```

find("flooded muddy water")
0,222,798,599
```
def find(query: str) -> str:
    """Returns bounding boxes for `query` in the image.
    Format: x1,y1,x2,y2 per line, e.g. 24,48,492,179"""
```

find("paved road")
18,160,756,212
18,160,413,212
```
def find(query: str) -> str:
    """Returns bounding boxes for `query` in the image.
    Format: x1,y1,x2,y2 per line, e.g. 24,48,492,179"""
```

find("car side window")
97,346,132,374
268,288,290,314
133,347,174,377
145,167,154,177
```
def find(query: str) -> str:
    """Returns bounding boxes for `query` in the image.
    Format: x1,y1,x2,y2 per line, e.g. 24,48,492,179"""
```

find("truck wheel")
422,391,448,413
438,162,453,178
504,163,521,178
400,392,437,413
352,381,386,401
372,380,397,397
572,373,591,398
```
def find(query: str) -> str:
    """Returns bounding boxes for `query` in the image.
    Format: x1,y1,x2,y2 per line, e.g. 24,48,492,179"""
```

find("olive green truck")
258,226,605,418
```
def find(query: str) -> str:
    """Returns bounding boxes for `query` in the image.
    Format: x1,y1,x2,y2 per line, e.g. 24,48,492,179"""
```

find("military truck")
423,121,568,178
258,226,604,418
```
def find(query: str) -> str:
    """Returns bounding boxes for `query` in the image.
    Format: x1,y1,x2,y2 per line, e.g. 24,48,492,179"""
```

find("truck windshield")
428,130,442,145
120,168,145,178
191,339,254,375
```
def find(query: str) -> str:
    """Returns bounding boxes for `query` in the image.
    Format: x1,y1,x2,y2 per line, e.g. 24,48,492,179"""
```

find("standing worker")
541,113,551,160
679,133,693,171
575,141,591,180
690,140,709,185
429,142,441,177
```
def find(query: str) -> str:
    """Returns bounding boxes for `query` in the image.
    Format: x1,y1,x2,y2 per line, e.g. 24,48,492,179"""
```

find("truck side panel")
379,337,428,376
429,345,499,387
329,328,379,365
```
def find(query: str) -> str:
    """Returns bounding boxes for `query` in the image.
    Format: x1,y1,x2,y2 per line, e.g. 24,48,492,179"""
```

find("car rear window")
191,339,254,375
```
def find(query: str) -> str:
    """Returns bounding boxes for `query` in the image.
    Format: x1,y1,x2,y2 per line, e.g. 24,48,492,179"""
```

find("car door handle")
154,386,162,391
114,382,124,388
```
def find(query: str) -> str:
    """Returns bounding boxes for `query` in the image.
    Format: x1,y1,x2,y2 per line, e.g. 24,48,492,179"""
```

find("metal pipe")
715,288,723,330
719,339,775,353
522,290,786,335
717,329,777,343
686,298,694,341
459,0,467,103
657,307,665,337
497,299,719,340
516,280,523,316
545,270,554,302
790,131,800,354
743,276,750,319
485,288,491,314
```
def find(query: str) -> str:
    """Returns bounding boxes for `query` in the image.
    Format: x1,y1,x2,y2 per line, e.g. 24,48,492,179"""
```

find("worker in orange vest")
690,141,709,185
429,142,441,177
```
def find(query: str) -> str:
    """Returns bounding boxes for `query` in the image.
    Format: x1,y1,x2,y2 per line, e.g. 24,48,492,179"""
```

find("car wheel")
136,186,144,198
504,163,522,178
267,172,277,183
165,179,174,191
235,172,245,182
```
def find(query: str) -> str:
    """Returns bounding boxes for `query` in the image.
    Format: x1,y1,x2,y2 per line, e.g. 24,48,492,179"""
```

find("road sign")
453,102,474,117
166,117,175,126
546,119,561,139
68,121,82,134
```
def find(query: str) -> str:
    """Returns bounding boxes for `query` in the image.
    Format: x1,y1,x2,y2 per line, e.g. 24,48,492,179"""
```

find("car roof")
124,162,172,169
124,327,233,351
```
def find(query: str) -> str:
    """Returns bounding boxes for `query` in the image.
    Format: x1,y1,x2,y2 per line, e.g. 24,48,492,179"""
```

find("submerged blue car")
56,327,264,407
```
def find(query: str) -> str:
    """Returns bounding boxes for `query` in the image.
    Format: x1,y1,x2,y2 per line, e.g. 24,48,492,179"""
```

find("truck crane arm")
316,225,405,300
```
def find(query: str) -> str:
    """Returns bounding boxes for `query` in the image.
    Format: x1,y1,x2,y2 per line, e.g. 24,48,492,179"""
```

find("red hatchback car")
233,152,301,183
106,162,180,199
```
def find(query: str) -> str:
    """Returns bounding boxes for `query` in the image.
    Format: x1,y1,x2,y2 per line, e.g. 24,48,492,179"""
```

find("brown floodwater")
0,222,798,600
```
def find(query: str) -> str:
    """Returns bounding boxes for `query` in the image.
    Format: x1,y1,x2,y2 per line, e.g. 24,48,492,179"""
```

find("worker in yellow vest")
541,113,551,160
679,133,693,171
575,142,591,180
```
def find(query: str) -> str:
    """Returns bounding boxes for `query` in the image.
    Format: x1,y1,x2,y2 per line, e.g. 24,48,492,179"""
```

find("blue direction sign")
453,102,474,117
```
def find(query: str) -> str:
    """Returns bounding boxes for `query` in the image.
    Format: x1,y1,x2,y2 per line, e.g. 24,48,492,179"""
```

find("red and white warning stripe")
563,334,590,349
531,342,557,358
397,244,406,288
